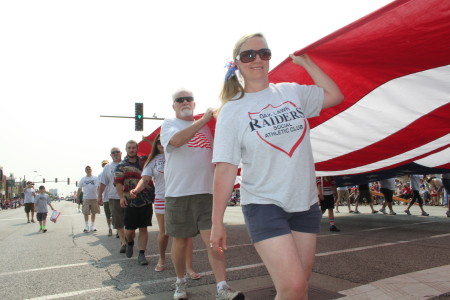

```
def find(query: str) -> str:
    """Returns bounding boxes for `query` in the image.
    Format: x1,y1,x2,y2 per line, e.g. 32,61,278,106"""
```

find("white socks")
217,281,228,292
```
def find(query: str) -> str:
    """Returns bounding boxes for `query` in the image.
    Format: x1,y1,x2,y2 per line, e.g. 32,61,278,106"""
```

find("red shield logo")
248,101,307,157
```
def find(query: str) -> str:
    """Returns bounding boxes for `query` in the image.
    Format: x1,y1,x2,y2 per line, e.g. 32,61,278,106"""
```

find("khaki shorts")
24,203,35,213
82,199,101,215
165,194,212,238
109,199,124,229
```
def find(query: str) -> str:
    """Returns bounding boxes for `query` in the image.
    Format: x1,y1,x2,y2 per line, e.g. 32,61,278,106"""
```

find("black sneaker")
126,243,134,258
329,225,341,232
138,253,148,265
119,244,126,254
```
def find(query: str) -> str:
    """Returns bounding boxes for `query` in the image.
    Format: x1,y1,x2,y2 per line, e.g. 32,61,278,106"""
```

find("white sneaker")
83,226,89,233
90,225,97,232
173,281,187,300
216,286,244,300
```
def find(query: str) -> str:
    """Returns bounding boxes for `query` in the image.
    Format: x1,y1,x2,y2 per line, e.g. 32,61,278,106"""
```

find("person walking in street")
336,185,354,213
97,159,113,236
77,166,100,232
379,178,397,215
115,140,154,266
99,147,127,253
211,33,343,300
317,176,340,232
131,134,201,279
34,185,54,233
23,181,36,223
354,183,378,214
441,173,450,217
404,174,429,216
161,88,241,300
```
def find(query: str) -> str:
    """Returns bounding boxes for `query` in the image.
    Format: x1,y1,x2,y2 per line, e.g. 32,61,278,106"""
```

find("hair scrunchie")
224,61,237,81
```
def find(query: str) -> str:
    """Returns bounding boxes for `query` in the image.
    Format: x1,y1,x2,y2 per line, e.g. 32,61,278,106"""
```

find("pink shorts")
154,197,165,214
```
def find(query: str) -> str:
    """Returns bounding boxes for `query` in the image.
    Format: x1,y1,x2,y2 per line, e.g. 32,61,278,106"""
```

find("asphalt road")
0,200,449,300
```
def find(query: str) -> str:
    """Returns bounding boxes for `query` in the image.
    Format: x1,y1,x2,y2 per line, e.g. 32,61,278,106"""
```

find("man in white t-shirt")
97,159,112,236
77,166,100,233
23,181,36,223
161,89,241,300
98,147,127,253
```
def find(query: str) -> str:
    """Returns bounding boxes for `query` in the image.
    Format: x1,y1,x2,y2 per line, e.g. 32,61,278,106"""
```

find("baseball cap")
101,160,109,166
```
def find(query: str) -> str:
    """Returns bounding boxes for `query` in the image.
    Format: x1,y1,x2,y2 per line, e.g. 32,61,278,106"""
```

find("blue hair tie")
224,61,237,81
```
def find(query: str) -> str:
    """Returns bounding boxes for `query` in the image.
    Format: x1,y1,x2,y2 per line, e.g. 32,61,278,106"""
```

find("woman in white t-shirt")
210,33,343,300
131,135,200,279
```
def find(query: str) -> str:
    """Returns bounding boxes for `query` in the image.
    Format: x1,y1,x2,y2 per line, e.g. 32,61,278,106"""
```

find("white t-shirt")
77,176,98,200
410,174,422,191
161,118,214,197
100,162,120,200
142,153,166,198
24,188,36,204
213,83,324,212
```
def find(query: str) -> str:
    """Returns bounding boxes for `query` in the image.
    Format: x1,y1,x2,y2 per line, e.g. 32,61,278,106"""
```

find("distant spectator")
317,176,340,232
354,183,378,214
77,166,99,233
404,175,429,216
379,178,397,215
34,185,54,233
23,181,36,223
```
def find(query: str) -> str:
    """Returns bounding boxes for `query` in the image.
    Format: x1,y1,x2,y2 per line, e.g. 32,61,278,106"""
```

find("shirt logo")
248,101,307,157
188,132,212,149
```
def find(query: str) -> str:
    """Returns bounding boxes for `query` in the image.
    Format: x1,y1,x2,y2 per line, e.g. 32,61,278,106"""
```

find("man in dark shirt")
115,140,154,265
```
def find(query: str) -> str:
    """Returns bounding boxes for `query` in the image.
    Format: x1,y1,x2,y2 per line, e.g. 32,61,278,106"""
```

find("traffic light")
43,178,45,183
135,102,143,131
55,178,58,183
67,178,70,185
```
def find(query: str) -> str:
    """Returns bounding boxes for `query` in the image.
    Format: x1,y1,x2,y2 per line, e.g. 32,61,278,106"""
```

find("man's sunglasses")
174,96,194,103
236,48,271,63
111,151,120,155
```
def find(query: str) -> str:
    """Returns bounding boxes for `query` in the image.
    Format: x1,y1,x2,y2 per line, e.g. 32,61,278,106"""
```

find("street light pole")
33,174,42,183
24,170,37,182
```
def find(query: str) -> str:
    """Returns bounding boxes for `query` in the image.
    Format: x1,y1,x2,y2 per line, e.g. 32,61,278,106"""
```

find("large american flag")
269,0,450,185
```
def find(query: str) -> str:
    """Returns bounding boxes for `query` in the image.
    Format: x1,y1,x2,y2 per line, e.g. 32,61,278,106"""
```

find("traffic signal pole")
100,102,165,131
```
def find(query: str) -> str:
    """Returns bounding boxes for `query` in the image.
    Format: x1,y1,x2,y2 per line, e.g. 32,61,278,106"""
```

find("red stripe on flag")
315,103,450,171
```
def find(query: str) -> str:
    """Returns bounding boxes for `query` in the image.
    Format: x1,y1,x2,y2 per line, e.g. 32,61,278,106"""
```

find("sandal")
186,271,201,280
154,263,165,272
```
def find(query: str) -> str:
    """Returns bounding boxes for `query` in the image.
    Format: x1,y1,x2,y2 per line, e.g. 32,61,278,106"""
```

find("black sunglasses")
236,48,271,63
155,140,161,145
174,96,194,103
111,150,120,155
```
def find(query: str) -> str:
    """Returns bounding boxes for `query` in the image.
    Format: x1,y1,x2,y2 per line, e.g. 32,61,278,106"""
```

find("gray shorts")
103,201,112,219
109,199,124,229
242,203,322,244
165,194,212,238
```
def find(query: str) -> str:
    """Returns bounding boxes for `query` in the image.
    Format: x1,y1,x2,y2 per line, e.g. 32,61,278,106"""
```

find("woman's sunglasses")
236,48,271,63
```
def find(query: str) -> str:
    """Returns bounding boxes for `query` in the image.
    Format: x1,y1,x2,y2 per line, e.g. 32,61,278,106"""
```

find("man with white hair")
161,89,242,300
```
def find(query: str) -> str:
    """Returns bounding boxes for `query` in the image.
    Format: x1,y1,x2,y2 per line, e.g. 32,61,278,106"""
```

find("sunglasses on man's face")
111,151,120,155
174,96,194,103
236,48,271,63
